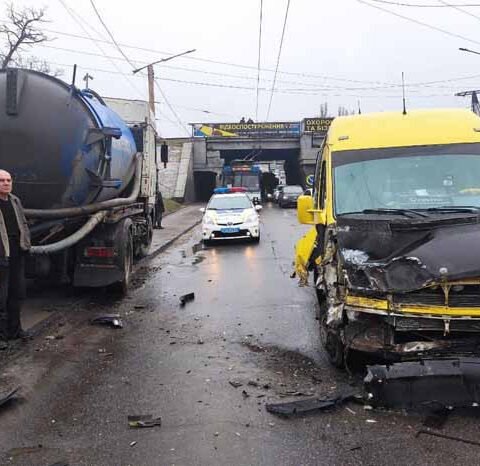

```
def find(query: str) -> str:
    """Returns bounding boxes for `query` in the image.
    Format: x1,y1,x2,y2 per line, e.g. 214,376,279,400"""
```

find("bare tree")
0,3,48,69
338,106,355,116
318,102,329,118
15,55,62,77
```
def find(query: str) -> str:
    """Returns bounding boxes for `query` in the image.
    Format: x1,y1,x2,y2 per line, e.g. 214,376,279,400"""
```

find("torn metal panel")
365,358,480,409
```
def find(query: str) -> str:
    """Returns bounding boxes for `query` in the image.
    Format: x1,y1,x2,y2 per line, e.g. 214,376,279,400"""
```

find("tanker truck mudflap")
73,216,134,289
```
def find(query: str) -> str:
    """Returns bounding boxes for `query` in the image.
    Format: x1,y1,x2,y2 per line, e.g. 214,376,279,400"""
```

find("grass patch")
164,198,183,214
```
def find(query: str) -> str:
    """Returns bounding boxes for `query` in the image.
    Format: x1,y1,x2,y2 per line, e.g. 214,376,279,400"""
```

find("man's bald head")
0,170,12,200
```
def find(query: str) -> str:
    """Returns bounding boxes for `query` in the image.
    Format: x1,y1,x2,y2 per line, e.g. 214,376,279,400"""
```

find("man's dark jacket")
0,194,31,260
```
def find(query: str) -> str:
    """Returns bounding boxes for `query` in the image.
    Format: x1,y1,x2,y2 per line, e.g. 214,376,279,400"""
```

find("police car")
201,188,262,244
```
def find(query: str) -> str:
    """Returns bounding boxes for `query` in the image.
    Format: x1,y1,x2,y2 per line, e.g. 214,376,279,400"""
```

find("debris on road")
423,408,451,430
0,387,20,410
129,441,137,447
242,390,250,398
266,390,360,416
90,314,123,329
229,380,243,388
128,415,162,428
416,429,480,447
179,292,195,307
365,358,480,409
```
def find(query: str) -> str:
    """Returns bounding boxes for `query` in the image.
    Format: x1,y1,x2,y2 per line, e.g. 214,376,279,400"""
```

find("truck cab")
295,109,480,366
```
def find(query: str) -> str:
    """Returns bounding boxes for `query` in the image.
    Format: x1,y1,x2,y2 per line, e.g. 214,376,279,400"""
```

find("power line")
34,47,480,96
88,0,188,135
57,0,144,98
10,20,401,85
255,0,263,121
439,0,480,21
357,0,480,46
266,0,292,120
153,81,190,136
89,0,136,68
368,0,480,6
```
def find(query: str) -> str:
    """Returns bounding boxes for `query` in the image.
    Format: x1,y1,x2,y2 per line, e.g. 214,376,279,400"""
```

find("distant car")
201,190,262,244
278,185,304,208
273,185,285,203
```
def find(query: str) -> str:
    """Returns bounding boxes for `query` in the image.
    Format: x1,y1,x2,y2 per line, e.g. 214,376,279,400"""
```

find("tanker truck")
0,68,160,293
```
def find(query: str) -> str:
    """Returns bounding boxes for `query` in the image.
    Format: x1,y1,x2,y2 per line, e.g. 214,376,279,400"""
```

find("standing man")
154,190,165,229
0,170,31,343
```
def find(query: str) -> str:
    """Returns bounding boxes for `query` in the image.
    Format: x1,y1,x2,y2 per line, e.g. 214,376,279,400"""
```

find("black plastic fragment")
365,358,480,409
266,390,360,416
0,387,20,409
128,415,162,428
180,292,195,307
90,314,123,329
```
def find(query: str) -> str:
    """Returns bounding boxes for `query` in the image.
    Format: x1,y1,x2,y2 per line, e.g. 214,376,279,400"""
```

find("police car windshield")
208,195,252,210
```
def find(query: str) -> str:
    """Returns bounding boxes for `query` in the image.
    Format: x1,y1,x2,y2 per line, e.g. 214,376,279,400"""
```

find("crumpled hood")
337,215,480,292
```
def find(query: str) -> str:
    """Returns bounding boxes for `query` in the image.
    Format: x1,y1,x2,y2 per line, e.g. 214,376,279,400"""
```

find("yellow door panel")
294,227,318,284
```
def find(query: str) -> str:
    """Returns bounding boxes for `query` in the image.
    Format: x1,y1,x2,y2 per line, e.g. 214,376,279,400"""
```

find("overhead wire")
31,53,475,97
266,0,291,120
88,0,189,135
438,0,480,22
357,0,480,47
7,20,402,85
255,0,263,121
56,0,145,98
367,0,480,6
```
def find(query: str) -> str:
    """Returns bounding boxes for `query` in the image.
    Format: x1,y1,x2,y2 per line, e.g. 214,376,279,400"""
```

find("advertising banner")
193,121,301,138
302,117,334,134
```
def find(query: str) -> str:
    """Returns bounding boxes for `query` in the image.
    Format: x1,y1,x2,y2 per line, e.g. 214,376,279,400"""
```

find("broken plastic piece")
180,292,195,306
0,387,19,409
229,380,243,388
90,314,123,329
365,358,480,409
266,390,360,416
128,415,162,428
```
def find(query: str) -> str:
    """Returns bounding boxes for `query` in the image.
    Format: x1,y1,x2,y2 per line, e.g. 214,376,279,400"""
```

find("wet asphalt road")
1,204,480,465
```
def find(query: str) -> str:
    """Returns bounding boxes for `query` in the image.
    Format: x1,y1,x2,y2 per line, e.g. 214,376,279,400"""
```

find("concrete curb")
136,218,202,266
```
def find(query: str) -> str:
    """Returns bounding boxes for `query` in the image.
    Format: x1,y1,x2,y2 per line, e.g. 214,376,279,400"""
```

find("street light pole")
459,47,480,56
132,48,196,122
458,47,480,114
132,49,196,75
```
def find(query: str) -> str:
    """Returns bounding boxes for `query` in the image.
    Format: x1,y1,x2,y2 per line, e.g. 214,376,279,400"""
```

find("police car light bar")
213,187,248,194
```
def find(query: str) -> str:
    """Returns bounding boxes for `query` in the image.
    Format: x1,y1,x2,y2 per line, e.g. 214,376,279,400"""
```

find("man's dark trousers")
0,244,26,339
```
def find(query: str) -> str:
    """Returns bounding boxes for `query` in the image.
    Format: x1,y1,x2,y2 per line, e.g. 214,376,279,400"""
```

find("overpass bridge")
159,118,333,202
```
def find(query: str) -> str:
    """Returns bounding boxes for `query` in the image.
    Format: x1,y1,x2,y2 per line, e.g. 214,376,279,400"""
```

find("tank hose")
29,211,107,255
24,154,142,220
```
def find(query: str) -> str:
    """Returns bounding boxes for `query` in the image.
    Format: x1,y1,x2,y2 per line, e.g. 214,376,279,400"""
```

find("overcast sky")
6,0,480,136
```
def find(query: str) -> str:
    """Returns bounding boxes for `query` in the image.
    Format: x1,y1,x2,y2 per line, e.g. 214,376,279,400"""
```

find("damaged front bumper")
342,304,480,360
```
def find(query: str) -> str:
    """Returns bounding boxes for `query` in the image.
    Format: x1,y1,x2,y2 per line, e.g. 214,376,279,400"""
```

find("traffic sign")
306,174,314,187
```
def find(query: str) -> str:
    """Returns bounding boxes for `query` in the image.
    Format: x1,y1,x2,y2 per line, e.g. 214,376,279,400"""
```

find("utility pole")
147,65,155,116
132,49,196,119
455,90,480,115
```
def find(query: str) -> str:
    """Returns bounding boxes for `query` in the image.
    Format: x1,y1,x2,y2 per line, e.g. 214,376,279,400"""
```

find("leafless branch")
0,3,49,69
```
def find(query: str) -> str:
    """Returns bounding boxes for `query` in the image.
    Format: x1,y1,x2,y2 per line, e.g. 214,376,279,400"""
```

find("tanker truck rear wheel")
110,223,133,295
136,215,153,258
